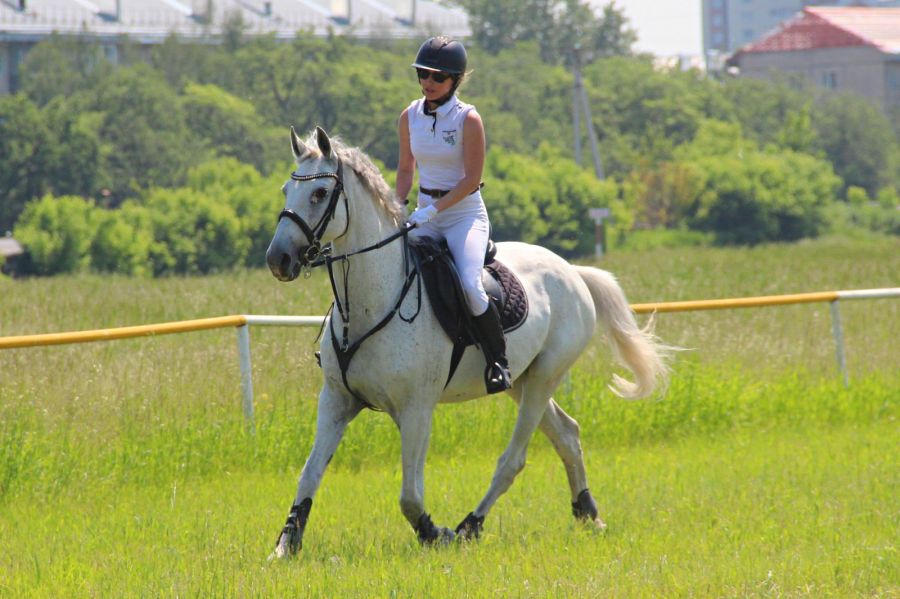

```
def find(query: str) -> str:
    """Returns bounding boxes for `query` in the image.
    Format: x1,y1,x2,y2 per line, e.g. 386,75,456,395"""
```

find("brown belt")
419,182,484,198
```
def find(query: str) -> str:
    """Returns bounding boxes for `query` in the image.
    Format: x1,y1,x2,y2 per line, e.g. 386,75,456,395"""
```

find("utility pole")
573,60,582,166
571,52,604,180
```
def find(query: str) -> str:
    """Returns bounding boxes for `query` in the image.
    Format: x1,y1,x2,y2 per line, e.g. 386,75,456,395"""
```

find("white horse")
266,127,671,557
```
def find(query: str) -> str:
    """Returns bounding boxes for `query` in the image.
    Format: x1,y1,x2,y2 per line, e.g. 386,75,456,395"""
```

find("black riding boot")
472,303,512,394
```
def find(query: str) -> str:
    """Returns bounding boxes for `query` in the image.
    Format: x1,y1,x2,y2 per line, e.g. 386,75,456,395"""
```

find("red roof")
738,7,900,55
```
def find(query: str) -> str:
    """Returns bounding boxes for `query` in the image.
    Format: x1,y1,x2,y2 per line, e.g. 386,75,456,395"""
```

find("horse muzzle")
266,242,302,282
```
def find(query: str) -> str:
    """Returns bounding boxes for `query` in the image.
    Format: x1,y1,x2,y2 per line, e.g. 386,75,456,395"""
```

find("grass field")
0,236,898,596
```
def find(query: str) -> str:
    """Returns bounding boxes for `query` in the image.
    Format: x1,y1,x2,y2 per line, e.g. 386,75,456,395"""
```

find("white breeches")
410,193,490,316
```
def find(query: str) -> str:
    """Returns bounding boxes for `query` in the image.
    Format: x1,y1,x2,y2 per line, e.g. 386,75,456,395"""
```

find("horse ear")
290,126,306,159
315,126,333,159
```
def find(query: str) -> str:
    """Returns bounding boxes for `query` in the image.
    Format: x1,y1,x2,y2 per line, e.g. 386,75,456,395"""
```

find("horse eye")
312,187,328,202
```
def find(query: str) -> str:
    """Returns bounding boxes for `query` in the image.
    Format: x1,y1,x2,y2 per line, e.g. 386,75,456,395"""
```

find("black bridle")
278,158,349,266
275,157,422,408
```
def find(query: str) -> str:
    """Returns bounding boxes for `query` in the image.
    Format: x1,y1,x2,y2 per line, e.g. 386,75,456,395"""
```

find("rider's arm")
433,110,485,212
395,108,415,205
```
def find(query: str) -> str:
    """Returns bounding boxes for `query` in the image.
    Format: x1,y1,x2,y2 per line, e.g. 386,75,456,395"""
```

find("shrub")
13,195,99,275
142,187,249,275
90,204,154,277
184,158,287,268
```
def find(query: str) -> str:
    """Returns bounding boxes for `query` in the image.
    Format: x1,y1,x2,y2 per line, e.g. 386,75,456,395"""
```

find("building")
702,0,900,66
0,236,23,259
727,7,900,116
0,0,470,94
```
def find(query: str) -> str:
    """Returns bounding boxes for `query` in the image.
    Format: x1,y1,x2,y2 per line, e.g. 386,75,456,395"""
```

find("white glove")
408,204,438,226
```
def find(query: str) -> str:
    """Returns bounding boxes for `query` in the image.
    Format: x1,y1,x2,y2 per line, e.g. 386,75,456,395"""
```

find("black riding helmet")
412,36,467,75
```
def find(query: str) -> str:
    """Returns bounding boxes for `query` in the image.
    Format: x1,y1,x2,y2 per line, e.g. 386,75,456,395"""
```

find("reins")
277,158,423,408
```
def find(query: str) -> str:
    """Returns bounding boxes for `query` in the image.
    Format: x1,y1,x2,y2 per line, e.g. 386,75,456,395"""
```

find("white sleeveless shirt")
407,95,477,191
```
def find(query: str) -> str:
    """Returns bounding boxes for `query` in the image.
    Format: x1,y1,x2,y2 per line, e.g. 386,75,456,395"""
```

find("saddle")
409,236,528,387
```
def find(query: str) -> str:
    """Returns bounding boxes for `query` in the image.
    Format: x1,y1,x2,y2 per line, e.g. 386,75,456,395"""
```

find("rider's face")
418,70,454,101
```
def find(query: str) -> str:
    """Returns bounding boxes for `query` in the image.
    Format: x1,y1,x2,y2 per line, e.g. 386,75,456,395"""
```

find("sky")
593,0,703,57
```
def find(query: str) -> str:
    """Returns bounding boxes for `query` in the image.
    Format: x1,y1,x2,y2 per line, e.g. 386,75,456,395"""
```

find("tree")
42,97,109,201
0,94,51,230
450,0,545,54
16,34,114,107
720,74,810,150
181,83,283,174
580,57,729,176
88,64,208,204
451,0,635,64
485,144,625,256
812,93,899,196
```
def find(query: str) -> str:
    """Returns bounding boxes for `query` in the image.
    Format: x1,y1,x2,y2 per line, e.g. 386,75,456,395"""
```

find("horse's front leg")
395,406,455,545
271,384,363,559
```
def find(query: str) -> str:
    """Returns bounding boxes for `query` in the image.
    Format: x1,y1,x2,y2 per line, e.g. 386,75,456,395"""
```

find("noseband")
278,158,349,265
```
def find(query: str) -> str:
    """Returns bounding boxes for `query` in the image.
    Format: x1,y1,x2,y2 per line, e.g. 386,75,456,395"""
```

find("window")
742,28,755,40
712,32,725,46
821,72,837,89
712,14,724,26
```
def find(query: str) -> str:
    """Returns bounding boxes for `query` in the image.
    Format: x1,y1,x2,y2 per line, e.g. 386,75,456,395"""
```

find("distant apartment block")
702,0,900,66
0,0,470,94
727,7,900,116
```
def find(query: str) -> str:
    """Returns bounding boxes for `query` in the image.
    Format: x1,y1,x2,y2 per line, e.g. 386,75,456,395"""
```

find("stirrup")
484,362,512,394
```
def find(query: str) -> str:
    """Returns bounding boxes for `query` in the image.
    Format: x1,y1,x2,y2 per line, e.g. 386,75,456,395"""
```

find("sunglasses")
416,68,453,83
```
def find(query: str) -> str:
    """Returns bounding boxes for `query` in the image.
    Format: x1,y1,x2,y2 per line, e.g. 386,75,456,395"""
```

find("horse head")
266,126,349,281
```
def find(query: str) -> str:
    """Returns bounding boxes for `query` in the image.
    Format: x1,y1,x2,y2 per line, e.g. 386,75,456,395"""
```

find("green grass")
0,236,898,596
0,422,895,597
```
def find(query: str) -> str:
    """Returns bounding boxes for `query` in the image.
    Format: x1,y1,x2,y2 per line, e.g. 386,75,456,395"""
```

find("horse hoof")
268,536,291,561
419,527,456,546
454,511,485,541
416,513,456,546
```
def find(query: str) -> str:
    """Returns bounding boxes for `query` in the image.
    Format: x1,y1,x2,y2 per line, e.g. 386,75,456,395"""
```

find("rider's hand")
408,204,438,226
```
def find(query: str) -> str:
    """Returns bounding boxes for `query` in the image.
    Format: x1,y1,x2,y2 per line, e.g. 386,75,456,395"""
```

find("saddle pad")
485,261,528,334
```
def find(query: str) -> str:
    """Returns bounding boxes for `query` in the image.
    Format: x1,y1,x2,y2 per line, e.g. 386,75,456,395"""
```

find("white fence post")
236,324,255,431
829,300,849,387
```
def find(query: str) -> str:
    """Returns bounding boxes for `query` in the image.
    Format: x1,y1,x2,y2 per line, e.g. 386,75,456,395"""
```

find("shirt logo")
442,129,457,146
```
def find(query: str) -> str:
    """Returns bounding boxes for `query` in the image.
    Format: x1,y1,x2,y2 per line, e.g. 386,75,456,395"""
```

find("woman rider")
395,36,512,394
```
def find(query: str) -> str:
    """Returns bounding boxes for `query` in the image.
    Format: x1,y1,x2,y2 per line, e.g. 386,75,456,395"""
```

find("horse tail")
574,266,673,399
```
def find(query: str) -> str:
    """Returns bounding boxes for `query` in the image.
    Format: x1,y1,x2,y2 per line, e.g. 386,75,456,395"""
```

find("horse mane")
298,130,406,228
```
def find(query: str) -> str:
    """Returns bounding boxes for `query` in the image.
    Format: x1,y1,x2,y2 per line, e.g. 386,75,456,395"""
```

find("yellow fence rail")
0,315,249,350
631,291,840,314
1,288,898,427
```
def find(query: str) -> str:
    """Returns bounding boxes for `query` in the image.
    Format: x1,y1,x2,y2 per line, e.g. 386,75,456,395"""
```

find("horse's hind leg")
539,399,606,529
455,375,554,539
271,385,363,559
